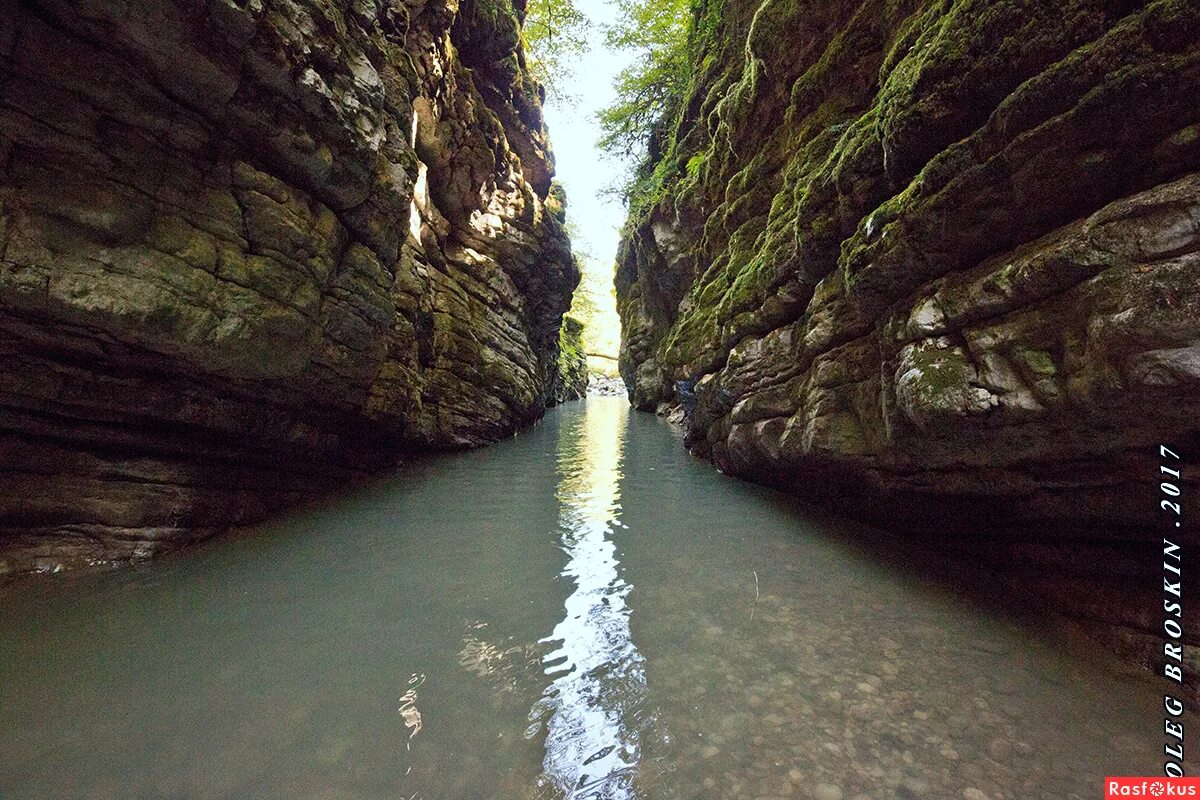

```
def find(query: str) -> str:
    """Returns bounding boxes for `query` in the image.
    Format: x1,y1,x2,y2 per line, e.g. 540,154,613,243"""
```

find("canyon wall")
0,0,581,571
617,0,1199,675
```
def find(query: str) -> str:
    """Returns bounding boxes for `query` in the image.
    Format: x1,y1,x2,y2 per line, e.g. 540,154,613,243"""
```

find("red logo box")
1106,778,1200,797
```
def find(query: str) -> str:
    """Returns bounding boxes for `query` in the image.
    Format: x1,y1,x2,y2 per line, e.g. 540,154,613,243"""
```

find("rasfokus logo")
1106,778,1200,798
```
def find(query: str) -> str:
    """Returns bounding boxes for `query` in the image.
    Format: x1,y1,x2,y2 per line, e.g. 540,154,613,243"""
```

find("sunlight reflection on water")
536,396,658,798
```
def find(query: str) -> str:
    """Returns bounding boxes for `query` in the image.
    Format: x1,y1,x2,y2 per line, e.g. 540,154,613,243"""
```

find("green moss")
904,344,971,405
1170,124,1200,146
457,0,522,64
691,0,727,54
1014,346,1057,377
546,181,568,222
556,315,588,399
616,0,1200,415
558,315,584,369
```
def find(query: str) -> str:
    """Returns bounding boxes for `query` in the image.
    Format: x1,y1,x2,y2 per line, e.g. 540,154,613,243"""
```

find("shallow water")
0,398,1187,799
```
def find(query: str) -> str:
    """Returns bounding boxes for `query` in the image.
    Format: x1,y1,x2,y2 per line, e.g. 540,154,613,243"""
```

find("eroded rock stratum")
617,0,1199,667
0,0,580,570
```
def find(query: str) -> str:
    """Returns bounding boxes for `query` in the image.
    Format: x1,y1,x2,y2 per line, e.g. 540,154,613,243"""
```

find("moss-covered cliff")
0,0,581,571
617,0,1199,669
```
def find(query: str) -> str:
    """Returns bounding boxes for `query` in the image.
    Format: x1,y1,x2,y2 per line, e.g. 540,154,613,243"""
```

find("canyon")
0,0,1197,793
0,0,1195,711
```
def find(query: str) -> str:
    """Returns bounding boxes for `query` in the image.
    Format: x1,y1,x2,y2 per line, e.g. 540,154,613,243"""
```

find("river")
0,397,1177,798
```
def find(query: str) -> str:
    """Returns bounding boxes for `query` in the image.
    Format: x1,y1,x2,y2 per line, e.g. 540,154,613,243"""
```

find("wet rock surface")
615,0,1200,678
0,0,579,570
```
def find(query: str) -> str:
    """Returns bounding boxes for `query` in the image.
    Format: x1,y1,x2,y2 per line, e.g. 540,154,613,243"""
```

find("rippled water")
0,398,1189,799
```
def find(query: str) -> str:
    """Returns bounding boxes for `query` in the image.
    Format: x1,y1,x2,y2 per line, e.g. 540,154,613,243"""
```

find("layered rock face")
617,0,1199,672
0,0,580,571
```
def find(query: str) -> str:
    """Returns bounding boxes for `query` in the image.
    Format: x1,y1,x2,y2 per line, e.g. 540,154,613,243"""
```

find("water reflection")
0,399,1174,800
535,400,650,798
397,673,425,764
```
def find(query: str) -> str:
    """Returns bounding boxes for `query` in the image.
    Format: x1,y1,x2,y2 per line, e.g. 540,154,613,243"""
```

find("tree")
596,0,691,162
522,0,592,102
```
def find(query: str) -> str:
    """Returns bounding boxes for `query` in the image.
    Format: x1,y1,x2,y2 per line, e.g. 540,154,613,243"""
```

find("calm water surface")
0,398,1187,799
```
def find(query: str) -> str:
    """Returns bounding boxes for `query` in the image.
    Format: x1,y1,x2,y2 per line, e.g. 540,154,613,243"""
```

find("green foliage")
596,0,692,163
568,272,600,322
688,0,725,59
564,239,622,365
523,0,592,101
621,147,682,218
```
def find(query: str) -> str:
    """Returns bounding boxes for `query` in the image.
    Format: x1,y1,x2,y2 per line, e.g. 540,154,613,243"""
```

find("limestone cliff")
0,0,580,571
617,0,1199,669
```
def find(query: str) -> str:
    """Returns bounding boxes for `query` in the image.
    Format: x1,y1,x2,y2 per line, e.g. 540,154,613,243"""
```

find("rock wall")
617,0,1199,676
551,314,590,403
0,0,580,571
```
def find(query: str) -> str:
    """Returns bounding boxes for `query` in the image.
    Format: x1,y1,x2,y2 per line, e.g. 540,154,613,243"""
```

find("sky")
539,0,632,366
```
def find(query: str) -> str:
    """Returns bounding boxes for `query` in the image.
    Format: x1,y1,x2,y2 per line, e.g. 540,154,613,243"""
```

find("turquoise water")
0,398,1180,799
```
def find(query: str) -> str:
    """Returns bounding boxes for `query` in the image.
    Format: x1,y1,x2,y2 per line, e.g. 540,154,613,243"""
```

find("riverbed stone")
812,784,844,800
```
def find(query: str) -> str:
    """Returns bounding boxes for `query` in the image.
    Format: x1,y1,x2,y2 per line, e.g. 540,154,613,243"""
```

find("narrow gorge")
616,0,1199,680
0,0,583,572
0,0,1197,796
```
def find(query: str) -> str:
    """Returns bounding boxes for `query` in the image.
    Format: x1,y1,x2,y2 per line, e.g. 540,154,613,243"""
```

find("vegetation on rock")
613,0,1200,680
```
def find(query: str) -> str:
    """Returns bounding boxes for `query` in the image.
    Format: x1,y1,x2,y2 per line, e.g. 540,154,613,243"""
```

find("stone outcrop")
617,0,1199,679
0,0,580,571
551,314,589,403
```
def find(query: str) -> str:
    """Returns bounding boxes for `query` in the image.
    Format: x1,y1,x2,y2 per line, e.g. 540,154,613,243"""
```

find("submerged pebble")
812,783,844,800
